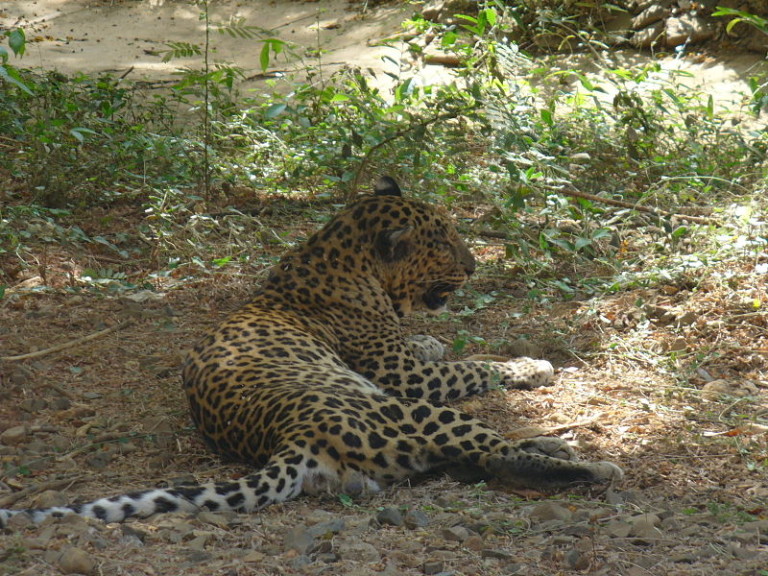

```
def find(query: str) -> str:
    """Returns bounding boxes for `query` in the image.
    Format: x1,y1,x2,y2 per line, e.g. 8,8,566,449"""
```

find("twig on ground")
550,185,719,225
0,477,81,508
0,321,135,362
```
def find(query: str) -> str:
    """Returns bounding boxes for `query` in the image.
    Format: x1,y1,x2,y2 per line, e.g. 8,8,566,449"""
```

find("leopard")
0,176,622,527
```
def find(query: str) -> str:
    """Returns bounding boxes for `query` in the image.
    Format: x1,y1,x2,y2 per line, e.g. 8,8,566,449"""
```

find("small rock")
671,552,698,563
56,546,96,575
404,509,430,529
728,542,759,560
631,21,665,48
85,450,114,470
290,554,312,570
564,548,590,571
628,513,660,528
243,550,266,562
423,560,444,575
676,311,697,326
442,525,471,542
49,397,72,411
563,524,593,537
376,507,405,527
702,379,758,400
197,511,234,529
317,552,340,563
605,488,639,505
664,337,688,352
120,524,147,547
660,516,681,531
631,4,668,29
337,540,380,563
481,548,515,561
464,535,484,551
665,13,714,47
605,520,632,539
0,425,29,445
183,550,211,563
306,518,345,538
529,502,573,523
32,490,69,509
187,533,213,551
6,512,34,530
284,525,314,554
628,513,663,543
20,398,48,413
312,539,333,554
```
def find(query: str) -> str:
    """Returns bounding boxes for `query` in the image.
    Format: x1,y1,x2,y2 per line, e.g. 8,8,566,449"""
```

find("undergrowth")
0,1,766,298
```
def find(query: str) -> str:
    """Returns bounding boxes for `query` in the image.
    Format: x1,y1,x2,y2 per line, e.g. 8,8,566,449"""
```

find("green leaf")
482,8,497,27
9,29,26,57
441,30,459,48
70,127,98,142
671,226,689,239
338,494,355,507
574,237,593,251
264,103,287,119
0,64,33,94
259,42,271,72
212,256,232,267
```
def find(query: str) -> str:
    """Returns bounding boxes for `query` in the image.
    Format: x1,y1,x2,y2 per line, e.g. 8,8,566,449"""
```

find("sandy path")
2,0,409,85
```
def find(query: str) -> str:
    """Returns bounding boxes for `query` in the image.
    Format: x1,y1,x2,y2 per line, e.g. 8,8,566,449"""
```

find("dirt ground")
1,1,768,575
1,199,766,576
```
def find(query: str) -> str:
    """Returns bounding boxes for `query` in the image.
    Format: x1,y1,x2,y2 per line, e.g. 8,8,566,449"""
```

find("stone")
337,540,381,563
376,507,405,527
628,513,663,543
632,4,669,29
631,21,665,48
423,560,444,575
666,14,715,47
464,535,484,551
441,525,471,542
605,520,632,539
306,518,345,538
0,425,29,445
421,0,477,24
56,547,96,575
284,525,315,555
529,502,573,523
481,549,516,561
197,511,234,529
564,548,590,570
702,379,758,400
32,490,69,509
404,509,430,529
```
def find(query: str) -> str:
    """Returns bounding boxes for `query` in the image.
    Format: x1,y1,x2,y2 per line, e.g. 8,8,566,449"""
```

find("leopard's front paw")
495,358,554,389
513,436,576,460
407,335,446,362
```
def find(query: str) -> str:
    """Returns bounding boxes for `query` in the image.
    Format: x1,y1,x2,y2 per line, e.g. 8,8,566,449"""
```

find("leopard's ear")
374,176,402,197
376,226,412,262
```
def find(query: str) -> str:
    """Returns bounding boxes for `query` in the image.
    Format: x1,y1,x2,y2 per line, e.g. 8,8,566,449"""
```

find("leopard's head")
361,176,476,317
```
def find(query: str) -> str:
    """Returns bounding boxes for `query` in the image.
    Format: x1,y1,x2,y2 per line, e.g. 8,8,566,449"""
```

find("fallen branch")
551,185,719,225
0,477,80,508
0,321,135,362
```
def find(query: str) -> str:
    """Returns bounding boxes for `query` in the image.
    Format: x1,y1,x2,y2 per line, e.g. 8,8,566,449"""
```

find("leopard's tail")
0,448,310,527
